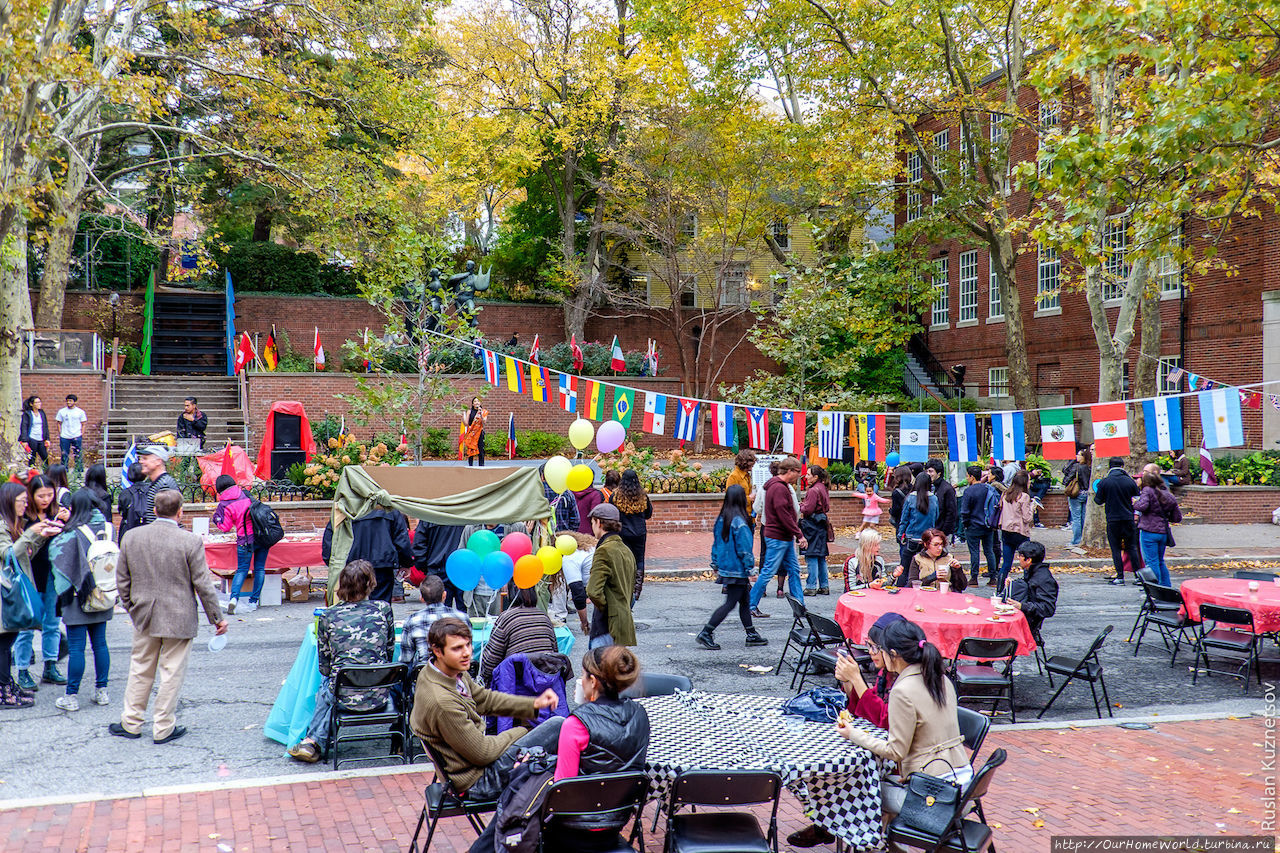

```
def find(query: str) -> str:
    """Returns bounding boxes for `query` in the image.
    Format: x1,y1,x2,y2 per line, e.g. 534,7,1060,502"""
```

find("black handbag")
894,758,963,838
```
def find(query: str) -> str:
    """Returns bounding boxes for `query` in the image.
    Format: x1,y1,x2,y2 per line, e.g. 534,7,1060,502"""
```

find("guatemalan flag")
817,411,844,459
899,413,930,462
945,412,979,463
1142,396,1183,452
710,403,736,448
483,350,500,386
991,411,1025,461
781,411,806,455
675,399,700,443
557,373,577,413
746,407,770,451
643,392,667,435
1198,387,1244,449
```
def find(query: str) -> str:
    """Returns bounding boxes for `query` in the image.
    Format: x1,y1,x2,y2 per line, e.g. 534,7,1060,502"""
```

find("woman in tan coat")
837,619,971,818
0,482,61,707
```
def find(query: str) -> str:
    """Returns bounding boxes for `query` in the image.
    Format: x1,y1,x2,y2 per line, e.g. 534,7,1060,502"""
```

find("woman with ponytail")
836,619,971,818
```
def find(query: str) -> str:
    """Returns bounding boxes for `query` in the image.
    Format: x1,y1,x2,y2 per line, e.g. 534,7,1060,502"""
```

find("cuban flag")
120,443,139,487
1198,387,1244,449
781,411,806,455
817,411,844,459
1142,396,1183,452
675,398,700,444
991,411,1025,461
945,412,979,463
711,403,736,448
483,350,500,386
899,413,930,463
746,407,770,451
643,391,667,435
558,373,577,413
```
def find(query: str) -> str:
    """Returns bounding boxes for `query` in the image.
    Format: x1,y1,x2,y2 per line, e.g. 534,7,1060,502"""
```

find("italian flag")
1039,408,1077,459
1090,402,1130,456
609,335,625,371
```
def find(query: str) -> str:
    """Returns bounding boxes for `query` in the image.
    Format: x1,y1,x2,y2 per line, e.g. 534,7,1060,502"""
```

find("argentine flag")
1198,388,1244,449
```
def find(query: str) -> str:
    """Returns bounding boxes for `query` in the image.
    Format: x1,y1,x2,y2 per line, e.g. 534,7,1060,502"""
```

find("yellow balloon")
556,534,577,556
543,455,572,494
568,418,595,451
565,464,594,492
538,545,563,575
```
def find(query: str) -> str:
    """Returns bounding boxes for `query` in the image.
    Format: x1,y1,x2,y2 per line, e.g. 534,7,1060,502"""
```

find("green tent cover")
325,464,553,592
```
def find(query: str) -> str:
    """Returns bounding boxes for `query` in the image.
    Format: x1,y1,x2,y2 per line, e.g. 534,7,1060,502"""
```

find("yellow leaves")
1021,807,1041,815
1032,819,1046,829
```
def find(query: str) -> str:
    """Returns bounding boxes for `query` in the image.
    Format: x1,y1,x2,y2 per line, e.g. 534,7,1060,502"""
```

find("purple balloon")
597,420,626,453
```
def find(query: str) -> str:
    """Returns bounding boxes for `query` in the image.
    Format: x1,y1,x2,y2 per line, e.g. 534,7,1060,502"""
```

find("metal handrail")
907,333,959,399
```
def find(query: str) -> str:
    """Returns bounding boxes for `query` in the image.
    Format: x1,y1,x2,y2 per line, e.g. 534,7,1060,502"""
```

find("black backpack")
248,499,285,548
983,487,1003,529
493,747,557,853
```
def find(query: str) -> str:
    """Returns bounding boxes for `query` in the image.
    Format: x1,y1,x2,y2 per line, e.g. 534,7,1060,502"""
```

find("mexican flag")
1039,408,1077,459
609,335,625,371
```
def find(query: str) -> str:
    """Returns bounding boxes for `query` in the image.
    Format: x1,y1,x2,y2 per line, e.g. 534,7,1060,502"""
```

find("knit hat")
868,612,907,645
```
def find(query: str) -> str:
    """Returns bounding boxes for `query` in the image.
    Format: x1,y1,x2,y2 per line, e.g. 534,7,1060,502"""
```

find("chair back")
1148,584,1183,607
954,636,1018,663
1073,625,1113,670
542,771,648,836
1234,570,1279,581
417,735,468,796
956,706,990,759
1199,603,1254,631
785,594,808,622
1135,566,1158,587
805,611,848,646
335,662,407,692
959,748,1006,810
620,672,692,699
670,770,782,809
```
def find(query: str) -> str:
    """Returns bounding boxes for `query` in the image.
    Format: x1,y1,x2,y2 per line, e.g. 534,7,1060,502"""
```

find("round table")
834,587,1036,658
1180,578,1280,634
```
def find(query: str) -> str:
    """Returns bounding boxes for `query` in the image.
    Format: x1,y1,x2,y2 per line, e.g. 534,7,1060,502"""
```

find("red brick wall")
17,372,108,464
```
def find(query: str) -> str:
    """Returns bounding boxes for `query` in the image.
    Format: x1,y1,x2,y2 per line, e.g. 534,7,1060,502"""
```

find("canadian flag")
233,332,255,374
313,327,326,370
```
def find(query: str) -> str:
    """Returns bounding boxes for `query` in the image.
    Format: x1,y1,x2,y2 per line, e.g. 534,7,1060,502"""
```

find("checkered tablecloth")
637,690,886,851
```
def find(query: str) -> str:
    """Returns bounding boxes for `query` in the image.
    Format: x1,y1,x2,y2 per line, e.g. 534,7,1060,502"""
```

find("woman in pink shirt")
557,645,650,781
856,482,892,532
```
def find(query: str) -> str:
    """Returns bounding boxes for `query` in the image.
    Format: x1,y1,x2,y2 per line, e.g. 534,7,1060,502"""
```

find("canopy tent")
255,400,317,481
325,465,553,592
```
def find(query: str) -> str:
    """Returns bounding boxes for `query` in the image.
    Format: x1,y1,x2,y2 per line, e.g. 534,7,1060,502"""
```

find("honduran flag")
710,403,736,448
1090,402,1130,456
1198,387,1244,449
781,411,806,455
483,350,500,386
1142,396,1183,452
991,411,1025,461
945,412,979,464
746,407,770,451
899,413,930,463
504,356,525,394
558,373,577,413
675,399,700,443
643,391,667,435
816,411,844,459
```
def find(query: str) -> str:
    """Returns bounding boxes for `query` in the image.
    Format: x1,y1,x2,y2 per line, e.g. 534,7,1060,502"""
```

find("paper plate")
208,633,228,652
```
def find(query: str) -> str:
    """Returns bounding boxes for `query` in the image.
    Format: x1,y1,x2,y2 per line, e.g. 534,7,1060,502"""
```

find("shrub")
303,435,404,498
827,462,853,487
481,429,571,459
209,240,362,296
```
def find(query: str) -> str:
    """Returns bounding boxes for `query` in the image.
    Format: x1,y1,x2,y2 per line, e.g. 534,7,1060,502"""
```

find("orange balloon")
513,554,544,589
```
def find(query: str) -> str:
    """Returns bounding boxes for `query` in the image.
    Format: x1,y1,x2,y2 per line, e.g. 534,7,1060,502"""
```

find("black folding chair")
665,770,782,853
886,748,1007,853
620,672,692,699
794,612,857,691
1234,570,1279,582
949,637,1018,723
1131,584,1193,663
1037,626,1114,719
329,663,407,770
1191,604,1266,694
407,738,499,853
774,594,811,675
956,706,991,764
540,771,649,853
1128,570,1172,642
405,663,429,763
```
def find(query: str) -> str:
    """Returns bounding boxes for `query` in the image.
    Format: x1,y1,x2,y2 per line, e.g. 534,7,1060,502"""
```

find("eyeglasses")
866,643,881,654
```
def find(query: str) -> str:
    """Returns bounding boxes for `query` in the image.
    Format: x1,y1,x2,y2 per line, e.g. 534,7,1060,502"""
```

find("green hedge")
209,241,362,296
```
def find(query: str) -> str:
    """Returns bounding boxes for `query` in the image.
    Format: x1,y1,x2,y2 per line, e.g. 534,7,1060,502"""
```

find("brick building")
901,84,1279,450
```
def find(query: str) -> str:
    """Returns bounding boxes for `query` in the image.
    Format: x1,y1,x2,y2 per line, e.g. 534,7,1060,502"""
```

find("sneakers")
55,695,80,712
288,740,321,763
745,631,769,647
42,662,67,684
241,600,258,613
695,629,721,651
1108,577,1126,586
93,688,110,706
750,607,770,618
226,598,237,615
17,670,38,692
787,824,836,848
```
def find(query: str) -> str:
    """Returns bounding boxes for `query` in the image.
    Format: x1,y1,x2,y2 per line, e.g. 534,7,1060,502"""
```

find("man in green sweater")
410,617,561,800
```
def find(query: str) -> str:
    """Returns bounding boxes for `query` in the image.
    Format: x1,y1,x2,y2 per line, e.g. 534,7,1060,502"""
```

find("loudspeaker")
273,413,303,449
271,449,305,480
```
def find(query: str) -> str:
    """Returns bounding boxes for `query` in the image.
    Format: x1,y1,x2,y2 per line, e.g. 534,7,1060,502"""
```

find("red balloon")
500,531,533,561
513,554,543,589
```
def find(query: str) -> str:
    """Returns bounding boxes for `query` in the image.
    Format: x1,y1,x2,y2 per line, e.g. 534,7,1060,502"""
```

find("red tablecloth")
1180,577,1280,634
834,588,1037,658
203,539,326,572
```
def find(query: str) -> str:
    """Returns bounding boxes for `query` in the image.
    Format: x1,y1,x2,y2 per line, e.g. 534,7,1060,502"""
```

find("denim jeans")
588,633,615,650
804,557,828,591
1139,530,1170,586
59,436,83,470
65,622,109,694
998,531,1028,593
14,580,60,668
1067,495,1088,545
231,543,271,603
750,538,804,609
965,525,997,582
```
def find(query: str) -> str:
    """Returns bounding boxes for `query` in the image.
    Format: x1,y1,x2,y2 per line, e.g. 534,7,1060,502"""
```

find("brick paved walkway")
1,717,1267,852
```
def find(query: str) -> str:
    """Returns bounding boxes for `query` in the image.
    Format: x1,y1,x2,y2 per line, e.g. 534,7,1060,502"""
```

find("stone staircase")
105,376,247,469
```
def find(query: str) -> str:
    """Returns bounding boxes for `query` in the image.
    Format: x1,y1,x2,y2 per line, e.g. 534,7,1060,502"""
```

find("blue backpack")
983,487,1003,529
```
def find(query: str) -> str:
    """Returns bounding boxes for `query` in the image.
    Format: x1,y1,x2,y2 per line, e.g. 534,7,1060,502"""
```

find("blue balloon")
482,551,515,590
445,549,482,591
886,452,901,467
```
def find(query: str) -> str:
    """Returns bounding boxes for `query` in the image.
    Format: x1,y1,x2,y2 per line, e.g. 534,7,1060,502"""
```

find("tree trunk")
1,218,33,462
992,233,1037,419
252,209,273,242
563,292,590,342
35,195,83,329
1130,282,1162,464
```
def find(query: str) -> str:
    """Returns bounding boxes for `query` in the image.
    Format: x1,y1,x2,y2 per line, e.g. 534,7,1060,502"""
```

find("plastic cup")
208,632,228,652
1249,581,1261,593
939,581,950,595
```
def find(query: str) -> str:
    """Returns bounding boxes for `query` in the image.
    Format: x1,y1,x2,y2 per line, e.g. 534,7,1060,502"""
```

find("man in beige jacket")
110,489,227,743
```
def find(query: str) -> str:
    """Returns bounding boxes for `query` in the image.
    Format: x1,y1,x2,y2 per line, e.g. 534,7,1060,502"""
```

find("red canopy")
254,400,317,481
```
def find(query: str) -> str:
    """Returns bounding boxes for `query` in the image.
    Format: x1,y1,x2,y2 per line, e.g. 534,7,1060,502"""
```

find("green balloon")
467,529,501,556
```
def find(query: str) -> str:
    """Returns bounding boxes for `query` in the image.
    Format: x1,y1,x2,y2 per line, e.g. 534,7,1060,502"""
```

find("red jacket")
849,670,896,729
762,476,802,541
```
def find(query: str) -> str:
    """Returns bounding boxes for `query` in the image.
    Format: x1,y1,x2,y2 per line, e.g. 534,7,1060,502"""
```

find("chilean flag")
781,411,806,455
643,391,667,435
675,399,700,443
710,403,736,448
746,407,769,450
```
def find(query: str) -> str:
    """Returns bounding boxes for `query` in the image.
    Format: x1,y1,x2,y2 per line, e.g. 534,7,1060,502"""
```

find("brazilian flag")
613,388,634,428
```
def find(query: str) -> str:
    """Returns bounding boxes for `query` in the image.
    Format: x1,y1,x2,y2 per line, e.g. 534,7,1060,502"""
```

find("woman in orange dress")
460,397,488,466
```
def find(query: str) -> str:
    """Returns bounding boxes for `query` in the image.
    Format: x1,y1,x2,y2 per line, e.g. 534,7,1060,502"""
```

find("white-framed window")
931,257,949,327
718,262,748,307
771,274,789,306
989,112,1006,147
1039,99,1060,129
988,261,1003,320
933,129,949,175
906,152,923,222
680,213,698,241
959,124,974,177
770,219,790,251
1157,224,1183,295
958,250,978,323
1159,355,1183,395
1037,243,1060,312
679,275,697,308
1102,215,1130,301
988,366,1009,398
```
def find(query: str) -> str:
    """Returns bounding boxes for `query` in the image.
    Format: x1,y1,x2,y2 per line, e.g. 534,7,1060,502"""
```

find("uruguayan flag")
817,411,845,459
121,443,139,486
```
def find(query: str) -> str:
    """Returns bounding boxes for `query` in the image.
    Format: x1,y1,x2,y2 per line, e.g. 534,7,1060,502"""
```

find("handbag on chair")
893,758,963,838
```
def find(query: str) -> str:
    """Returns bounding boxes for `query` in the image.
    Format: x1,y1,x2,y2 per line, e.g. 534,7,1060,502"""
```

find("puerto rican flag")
483,350,500,386
746,407,770,450
781,411,806,455
557,372,577,413
675,398,700,444
710,403,736,448
643,391,667,435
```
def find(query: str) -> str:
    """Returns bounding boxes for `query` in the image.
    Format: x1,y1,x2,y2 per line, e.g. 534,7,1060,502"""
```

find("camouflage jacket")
318,599,396,711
